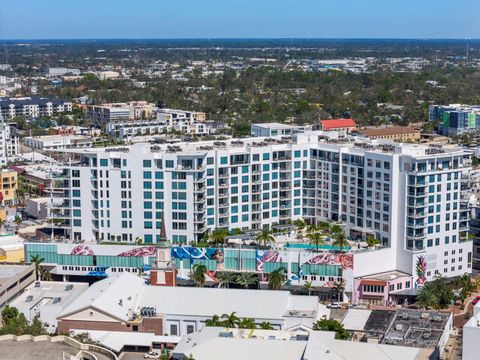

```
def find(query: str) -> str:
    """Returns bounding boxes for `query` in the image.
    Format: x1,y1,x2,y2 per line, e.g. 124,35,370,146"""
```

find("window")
170,324,178,335
186,325,195,334
143,160,152,167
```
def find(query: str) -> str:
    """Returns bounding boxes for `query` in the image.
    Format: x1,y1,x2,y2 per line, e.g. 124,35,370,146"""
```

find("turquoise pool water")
285,243,351,251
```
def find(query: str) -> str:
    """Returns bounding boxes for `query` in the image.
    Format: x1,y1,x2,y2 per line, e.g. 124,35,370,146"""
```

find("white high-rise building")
0,113,19,165
51,132,472,284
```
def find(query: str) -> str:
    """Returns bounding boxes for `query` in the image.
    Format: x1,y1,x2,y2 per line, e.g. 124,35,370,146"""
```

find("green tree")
190,264,207,287
304,281,313,296
235,272,258,289
268,268,286,290
205,314,222,327
221,312,240,328
217,271,236,288
318,221,331,234
209,228,229,246
313,319,350,340
258,321,274,330
307,229,326,252
416,277,454,310
238,317,256,329
30,255,45,280
332,280,345,302
332,231,349,252
14,214,22,229
256,228,275,247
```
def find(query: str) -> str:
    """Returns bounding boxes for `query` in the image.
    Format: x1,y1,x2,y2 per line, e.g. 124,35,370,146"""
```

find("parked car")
327,302,342,309
144,351,161,359
472,296,480,306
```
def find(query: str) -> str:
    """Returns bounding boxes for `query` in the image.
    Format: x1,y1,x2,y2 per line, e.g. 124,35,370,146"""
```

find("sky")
1,0,480,40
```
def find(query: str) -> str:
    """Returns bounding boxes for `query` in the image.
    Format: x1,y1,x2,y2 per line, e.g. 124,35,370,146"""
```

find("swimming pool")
284,243,351,251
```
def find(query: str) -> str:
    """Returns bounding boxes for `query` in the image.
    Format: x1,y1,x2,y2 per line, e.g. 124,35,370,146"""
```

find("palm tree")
14,215,22,230
217,271,236,288
258,321,274,330
209,228,229,246
205,314,222,327
235,272,258,289
190,264,207,287
332,280,345,302
318,221,331,234
294,219,306,238
307,229,326,252
256,228,275,247
330,224,342,236
306,224,318,237
30,255,45,280
416,283,437,309
221,312,240,328
40,269,53,281
268,268,286,290
0,218,4,231
304,281,313,296
332,231,349,252
238,317,256,329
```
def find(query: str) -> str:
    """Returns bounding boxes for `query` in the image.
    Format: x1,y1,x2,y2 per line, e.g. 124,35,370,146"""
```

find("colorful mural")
171,246,225,271
70,245,157,257
415,255,427,287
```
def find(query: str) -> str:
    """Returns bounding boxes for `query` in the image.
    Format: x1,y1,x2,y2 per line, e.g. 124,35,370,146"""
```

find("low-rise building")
0,234,25,262
172,326,422,360
463,301,480,360
251,122,310,137
354,126,421,142
0,264,35,307
319,118,356,133
57,273,323,337
23,134,92,150
85,101,156,125
9,280,89,333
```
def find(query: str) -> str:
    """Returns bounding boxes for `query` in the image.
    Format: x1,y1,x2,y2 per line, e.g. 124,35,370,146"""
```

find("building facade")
41,132,473,287
429,104,480,136
0,97,72,119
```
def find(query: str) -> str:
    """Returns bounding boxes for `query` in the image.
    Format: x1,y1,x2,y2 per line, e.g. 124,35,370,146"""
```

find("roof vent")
26,295,33,303
53,297,62,304
65,284,73,291
34,281,41,288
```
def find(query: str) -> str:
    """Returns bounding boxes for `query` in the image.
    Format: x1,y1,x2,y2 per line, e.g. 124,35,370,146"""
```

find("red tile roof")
320,118,356,130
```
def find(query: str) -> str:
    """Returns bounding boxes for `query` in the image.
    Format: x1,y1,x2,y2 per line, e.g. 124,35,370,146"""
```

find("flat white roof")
303,331,421,360
341,309,372,331
71,330,180,352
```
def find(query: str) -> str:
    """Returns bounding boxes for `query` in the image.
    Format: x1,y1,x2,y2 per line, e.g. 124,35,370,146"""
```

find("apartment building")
47,132,472,285
0,169,17,206
0,114,19,165
0,96,73,119
156,108,206,125
85,101,156,125
429,104,480,136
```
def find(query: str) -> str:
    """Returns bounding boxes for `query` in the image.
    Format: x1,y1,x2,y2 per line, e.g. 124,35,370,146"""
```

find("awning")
361,279,387,286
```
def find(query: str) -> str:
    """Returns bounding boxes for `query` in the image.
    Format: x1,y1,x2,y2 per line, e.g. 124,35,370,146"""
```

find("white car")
327,302,342,309
144,351,161,359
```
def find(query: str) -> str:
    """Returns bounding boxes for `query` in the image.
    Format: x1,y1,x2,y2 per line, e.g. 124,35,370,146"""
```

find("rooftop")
319,118,356,130
55,131,468,160
59,273,321,325
356,126,420,137
0,265,31,286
